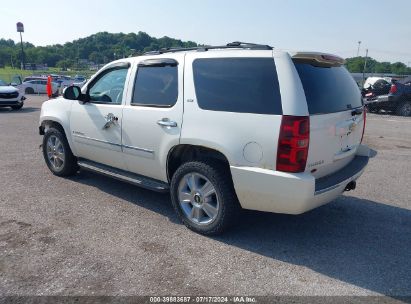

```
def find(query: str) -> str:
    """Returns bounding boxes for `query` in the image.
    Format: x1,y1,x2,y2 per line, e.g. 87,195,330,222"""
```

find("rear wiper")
351,108,364,116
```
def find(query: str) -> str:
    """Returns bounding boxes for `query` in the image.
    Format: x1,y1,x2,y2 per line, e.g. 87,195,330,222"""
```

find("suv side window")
88,68,128,104
192,58,282,115
131,65,178,107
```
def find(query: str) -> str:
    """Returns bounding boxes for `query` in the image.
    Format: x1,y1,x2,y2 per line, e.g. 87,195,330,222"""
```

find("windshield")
0,79,7,86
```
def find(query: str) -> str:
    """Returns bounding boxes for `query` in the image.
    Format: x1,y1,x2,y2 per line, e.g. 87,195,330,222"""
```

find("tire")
42,127,78,177
25,87,34,94
11,103,23,110
170,160,240,235
395,101,411,117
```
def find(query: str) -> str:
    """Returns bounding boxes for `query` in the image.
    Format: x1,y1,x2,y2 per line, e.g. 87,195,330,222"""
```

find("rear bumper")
365,95,397,109
230,145,370,214
376,95,394,103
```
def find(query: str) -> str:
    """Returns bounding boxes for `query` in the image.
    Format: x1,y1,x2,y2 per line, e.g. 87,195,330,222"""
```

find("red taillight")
276,116,310,173
389,84,397,94
361,109,366,143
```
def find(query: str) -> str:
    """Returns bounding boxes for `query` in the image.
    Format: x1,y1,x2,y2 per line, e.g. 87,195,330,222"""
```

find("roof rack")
144,41,273,55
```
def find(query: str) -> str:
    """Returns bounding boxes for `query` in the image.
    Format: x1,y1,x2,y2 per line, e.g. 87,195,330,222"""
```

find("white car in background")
73,77,88,87
21,79,59,96
60,76,88,89
39,42,370,235
0,79,26,110
363,76,393,89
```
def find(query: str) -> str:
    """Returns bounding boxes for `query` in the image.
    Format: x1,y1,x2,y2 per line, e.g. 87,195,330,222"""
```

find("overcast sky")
1,0,411,64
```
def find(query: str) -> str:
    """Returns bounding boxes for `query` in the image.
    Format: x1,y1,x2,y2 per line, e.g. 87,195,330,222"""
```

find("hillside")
0,31,197,68
0,32,410,75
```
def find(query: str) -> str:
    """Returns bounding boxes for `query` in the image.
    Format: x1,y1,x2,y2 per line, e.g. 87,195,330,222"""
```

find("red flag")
46,75,52,98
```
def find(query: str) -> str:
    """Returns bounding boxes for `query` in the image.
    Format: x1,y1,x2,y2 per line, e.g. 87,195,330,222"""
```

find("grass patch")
0,67,95,82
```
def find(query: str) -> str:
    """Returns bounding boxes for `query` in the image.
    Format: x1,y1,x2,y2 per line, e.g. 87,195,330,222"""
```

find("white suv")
39,42,370,235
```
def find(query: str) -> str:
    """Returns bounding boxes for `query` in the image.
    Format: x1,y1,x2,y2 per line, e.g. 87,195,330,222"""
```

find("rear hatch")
292,53,365,178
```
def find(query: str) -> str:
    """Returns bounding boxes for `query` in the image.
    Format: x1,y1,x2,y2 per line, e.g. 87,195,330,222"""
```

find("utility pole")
362,49,369,86
19,32,24,70
16,22,25,70
357,41,361,57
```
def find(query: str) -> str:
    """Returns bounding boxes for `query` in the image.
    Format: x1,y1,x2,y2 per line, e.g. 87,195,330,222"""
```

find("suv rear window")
293,62,362,114
193,58,282,115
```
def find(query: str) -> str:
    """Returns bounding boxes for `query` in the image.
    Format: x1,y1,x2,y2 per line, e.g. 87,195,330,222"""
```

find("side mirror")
63,86,82,100
10,83,18,87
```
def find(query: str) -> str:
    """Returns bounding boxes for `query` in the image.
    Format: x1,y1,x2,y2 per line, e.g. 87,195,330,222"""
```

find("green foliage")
1,33,410,75
345,57,411,75
0,32,197,68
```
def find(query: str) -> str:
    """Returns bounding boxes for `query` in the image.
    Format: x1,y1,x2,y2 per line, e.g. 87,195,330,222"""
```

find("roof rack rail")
144,41,273,55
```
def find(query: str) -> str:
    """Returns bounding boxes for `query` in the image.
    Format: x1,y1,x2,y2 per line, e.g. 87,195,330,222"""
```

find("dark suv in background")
366,77,411,116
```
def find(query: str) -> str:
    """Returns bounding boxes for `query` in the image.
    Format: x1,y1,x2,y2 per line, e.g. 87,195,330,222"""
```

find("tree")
346,57,366,73
89,51,102,64
345,57,411,75
374,62,391,73
0,31,198,67
391,62,409,75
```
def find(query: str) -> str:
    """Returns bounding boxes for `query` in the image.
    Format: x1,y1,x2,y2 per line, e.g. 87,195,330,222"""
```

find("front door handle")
157,118,177,128
103,113,119,129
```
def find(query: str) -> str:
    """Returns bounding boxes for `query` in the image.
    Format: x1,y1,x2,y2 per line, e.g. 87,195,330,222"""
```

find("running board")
77,159,169,192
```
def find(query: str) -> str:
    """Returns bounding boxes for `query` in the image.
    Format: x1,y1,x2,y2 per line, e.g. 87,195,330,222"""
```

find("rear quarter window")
193,58,282,115
293,62,362,114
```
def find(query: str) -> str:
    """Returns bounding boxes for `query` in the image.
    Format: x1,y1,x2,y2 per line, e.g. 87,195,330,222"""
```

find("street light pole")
362,49,369,86
19,32,25,70
16,22,25,70
357,41,361,57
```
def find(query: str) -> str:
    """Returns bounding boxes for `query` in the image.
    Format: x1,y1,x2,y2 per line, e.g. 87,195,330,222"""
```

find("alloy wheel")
46,135,65,170
177,172,220,225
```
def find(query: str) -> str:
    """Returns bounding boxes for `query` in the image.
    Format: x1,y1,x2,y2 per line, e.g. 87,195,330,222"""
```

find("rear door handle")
157,118,177,128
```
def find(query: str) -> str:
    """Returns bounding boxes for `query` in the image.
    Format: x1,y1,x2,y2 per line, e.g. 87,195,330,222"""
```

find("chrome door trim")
122,144,154,154
73,134,154,154
73,134,122,147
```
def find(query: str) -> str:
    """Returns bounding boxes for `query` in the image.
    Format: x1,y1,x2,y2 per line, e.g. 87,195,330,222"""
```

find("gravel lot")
0,96,410,298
